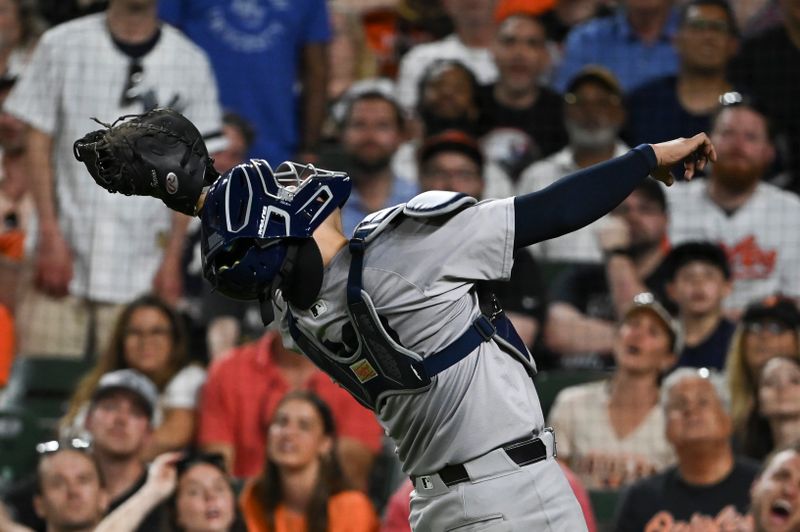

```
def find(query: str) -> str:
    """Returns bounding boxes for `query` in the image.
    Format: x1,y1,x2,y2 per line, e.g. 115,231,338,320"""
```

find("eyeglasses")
124,326,171,339
120,61,144,107
564,93,621,109
36,437,92,455
745,321,792,335
683,18,732,35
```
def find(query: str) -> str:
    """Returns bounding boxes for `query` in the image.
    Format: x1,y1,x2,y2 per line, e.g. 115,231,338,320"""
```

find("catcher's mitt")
73,108,220,216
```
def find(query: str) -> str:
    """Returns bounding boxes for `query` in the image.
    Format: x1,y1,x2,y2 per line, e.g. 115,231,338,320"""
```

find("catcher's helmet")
200,159,351,301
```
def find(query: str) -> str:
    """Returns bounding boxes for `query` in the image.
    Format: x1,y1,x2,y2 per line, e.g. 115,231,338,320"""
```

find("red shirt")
198,331,384,478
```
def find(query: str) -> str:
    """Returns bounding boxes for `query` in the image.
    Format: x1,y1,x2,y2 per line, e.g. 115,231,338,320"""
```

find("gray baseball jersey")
284,197,546,475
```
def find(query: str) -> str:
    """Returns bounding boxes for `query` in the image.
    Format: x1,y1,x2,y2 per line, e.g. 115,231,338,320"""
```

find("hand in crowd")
142,451,183,503
34,226,73,297
596,215,631,253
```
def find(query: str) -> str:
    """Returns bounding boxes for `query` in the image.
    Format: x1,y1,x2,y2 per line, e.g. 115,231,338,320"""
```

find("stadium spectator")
61,295,205,460
748,443,800,532
395,0,498,111
667,97,800,312
239,391,379,531
417,129,548,350
335,89,417,236
554,0,680,93
197,330,383,489
159,0,330,165
614,367,761,530
729,0,800,193
548,293,677,490
625,0,739,146
34,442,108,532
758,357,800,458
392,61,516,199
727,297,800,460
4,0,225,358
517,66,629,265
94,451,246,532
2,369,166,531
545,179,671,367
663,241,735,370
478,10,567,181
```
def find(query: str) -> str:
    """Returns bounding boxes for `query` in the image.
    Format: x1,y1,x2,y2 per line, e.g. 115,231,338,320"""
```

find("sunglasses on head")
36,437,92,455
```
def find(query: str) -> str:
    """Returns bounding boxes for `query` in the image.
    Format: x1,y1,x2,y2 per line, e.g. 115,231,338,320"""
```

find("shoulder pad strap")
353,204,405,243
403,191,477,218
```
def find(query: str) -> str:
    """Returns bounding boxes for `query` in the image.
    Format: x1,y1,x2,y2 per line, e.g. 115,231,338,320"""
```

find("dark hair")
416,59,481,113
633,178,667,213
678,0,739,37
64,295,189,428
253,391,348,532
170,451,248,532
223,111,256,151
341,89,405,131
663,241,731,281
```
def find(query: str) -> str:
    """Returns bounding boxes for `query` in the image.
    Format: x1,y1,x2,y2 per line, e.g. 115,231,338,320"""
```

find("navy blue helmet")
200,159,351,301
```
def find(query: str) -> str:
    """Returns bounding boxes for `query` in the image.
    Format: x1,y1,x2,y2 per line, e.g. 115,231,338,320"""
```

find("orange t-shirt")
0,304,14,387
240,480,379,532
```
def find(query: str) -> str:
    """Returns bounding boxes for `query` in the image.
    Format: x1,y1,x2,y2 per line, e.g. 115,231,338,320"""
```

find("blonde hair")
726,326,754,433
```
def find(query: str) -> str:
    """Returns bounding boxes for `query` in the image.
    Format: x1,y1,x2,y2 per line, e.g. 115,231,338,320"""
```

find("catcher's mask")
200,159,351,309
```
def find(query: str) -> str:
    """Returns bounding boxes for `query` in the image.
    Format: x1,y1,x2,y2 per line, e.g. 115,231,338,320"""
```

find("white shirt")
5,14,225,302
395,34,498,111
517,142,630,264
667,180,800,309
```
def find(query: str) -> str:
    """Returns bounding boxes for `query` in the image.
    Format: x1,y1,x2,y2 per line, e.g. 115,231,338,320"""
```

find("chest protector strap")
286,192,533,410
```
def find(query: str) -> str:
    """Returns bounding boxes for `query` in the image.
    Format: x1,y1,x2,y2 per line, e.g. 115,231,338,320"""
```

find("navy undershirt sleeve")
513,144,658,248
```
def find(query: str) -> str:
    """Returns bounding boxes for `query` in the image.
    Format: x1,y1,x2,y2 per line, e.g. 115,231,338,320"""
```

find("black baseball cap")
742,296,800,328
418,129,484,169
566,66,623,97
663,241,731,281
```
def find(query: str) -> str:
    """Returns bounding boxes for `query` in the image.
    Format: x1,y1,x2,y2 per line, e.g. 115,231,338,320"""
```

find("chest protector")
286,192,536,411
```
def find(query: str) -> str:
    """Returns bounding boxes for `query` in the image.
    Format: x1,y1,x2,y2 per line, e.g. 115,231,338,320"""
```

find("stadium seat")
0,357,92,433
589,489,621,532
0,408,41,491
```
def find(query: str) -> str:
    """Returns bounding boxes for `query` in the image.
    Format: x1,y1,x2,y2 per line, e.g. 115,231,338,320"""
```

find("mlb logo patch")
350,359,378,383
310,300,328,318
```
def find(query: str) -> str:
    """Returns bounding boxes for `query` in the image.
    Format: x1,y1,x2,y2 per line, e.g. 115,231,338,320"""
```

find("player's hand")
649,133,717,185
35,226,73,297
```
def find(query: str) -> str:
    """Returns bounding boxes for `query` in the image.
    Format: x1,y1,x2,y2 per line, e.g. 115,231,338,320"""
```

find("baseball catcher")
74,108,715,531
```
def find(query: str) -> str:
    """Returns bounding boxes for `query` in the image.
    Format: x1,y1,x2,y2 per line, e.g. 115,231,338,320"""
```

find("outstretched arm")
513,134,715,249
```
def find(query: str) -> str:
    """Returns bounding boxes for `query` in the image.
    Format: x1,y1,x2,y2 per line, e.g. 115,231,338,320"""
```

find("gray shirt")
284,198,546,474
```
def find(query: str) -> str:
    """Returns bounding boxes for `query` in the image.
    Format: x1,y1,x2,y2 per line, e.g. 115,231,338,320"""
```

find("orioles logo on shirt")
720,236,777,280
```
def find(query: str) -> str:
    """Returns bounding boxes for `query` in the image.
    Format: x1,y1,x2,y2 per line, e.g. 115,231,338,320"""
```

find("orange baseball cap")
495,0,555,23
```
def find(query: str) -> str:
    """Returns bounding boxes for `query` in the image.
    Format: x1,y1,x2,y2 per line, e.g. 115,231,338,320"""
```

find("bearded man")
667,95,800,312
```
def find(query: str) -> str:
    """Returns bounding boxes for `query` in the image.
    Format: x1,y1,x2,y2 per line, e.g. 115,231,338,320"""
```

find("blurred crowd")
0,0,799,530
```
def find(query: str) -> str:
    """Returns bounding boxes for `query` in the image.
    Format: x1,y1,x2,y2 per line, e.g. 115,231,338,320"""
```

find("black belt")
412,435,549,488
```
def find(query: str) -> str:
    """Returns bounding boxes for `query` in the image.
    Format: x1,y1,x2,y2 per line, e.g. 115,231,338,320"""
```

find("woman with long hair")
240,390,379,532
61,294,205,458
95,451,247,532
726,296,800,457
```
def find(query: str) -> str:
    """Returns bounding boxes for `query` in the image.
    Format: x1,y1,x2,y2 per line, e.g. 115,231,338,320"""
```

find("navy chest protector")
286,192,536,411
